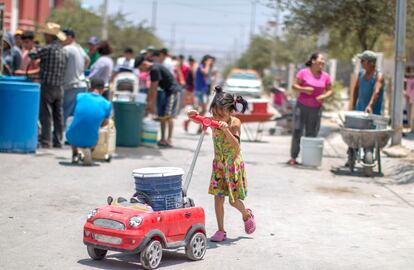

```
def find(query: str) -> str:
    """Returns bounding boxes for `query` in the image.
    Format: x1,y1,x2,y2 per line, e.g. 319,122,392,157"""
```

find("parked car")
83,196,207,269
223,69,263,98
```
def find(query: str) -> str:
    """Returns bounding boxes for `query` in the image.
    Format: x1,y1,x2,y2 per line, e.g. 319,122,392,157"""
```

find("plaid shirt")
29,40,68,86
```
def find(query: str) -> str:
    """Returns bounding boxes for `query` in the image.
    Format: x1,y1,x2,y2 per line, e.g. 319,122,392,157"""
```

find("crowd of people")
134,48,218,146
2,21,220,163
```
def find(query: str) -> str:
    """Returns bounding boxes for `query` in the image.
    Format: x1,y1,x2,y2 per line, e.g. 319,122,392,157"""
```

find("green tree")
235,33,317,76
237,36,273,75
280,0,394,50
48,0,162,56
275,0,414,53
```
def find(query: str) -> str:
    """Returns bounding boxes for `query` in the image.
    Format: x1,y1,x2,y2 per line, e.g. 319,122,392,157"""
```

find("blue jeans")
63,87,87,127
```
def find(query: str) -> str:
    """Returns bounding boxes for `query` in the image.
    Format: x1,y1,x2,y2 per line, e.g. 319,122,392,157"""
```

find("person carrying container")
135,54,181,148
66,78,111,165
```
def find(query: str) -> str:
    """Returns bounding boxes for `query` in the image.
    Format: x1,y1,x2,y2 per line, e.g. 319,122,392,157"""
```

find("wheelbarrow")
339,127,393,176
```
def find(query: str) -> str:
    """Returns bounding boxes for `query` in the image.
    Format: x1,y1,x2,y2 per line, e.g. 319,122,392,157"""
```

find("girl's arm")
220,118,241,153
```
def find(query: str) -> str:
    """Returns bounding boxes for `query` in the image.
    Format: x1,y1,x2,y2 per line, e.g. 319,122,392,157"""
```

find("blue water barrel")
0,76,32,82
0,80,41,153
133,167,184,211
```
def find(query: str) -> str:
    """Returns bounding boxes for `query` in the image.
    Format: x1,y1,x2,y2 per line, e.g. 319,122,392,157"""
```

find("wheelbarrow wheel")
363,151,374,177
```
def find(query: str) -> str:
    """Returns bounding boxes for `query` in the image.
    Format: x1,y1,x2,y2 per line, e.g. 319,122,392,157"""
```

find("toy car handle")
190,115,221,130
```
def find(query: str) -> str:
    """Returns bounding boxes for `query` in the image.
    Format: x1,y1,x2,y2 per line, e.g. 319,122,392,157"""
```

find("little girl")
187,86,256,242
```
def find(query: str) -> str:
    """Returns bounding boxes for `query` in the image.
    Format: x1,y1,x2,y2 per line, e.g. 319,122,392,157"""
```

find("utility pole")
0,3,4,74
391,0,407,145
101,0,108,40
250,0,256,39
240,24,245,51
152,0,158,32
10,0,18,34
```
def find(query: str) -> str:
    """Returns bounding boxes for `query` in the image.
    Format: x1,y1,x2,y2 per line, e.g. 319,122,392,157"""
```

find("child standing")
187,86,256,242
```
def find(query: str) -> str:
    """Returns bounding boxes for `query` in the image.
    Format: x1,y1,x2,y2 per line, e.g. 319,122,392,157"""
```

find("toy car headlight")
87,209,98,220
129,216,143,228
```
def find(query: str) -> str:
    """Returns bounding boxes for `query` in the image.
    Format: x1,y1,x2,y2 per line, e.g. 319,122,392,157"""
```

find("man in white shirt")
62,29,90,127
114,47,135,72
158,48,174,74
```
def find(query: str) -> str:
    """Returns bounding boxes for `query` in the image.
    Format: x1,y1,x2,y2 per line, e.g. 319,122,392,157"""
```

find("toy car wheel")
87,246,107,260
186,232,207,261
104,154,111,162
140,240,163,269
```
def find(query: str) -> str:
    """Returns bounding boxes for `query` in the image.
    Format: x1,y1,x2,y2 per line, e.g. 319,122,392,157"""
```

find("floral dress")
209,117,248,201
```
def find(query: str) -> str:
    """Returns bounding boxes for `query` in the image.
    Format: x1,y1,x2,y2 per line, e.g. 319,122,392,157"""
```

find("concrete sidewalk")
0,117,413,270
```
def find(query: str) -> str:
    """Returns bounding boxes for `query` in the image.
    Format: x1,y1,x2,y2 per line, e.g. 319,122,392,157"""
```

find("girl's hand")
187,109,198,118
218,121,229,130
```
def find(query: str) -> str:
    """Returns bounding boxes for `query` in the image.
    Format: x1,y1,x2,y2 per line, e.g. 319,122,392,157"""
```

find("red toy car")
83,196,206,269
83,115,220,269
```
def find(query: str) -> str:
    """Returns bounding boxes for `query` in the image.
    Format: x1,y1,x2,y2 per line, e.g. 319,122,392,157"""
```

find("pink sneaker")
244,209,256,234
210,231,227,242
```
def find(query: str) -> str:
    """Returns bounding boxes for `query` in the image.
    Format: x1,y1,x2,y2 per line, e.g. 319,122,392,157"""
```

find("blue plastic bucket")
0,80,41,153
133,167,184,211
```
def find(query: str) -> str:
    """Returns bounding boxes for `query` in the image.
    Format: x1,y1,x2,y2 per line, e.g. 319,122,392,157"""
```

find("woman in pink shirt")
288,53,333,166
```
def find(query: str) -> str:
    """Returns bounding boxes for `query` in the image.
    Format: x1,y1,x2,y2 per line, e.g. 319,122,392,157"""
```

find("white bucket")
142,119,159,147
301,137,324,167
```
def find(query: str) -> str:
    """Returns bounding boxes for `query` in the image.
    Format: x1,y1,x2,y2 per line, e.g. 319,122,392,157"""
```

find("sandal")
157,141,170,148
244,209,256,234
210,230,227,242
287,159,297,166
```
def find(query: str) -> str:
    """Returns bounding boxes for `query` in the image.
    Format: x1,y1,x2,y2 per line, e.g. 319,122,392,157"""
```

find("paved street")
1,117,414,270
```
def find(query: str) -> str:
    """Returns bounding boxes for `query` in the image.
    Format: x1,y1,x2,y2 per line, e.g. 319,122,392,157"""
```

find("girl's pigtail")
235,96,248,113
214,85,224,94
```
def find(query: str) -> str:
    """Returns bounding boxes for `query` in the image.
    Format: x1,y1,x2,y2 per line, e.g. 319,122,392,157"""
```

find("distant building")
1,0,64,33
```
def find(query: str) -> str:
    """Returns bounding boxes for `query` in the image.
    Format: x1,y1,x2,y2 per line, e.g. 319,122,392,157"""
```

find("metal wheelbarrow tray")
339,127,393,176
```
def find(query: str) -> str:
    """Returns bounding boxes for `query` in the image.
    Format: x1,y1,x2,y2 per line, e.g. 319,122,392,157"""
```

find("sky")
81,0,278,65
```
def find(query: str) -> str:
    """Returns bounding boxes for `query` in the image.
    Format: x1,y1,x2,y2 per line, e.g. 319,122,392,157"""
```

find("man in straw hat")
29,22,68,148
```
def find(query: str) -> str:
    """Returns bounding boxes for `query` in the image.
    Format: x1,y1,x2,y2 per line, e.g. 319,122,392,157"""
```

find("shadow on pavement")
330,166,383,178
207,236,253,249
58,161,101,167
78,249,198,269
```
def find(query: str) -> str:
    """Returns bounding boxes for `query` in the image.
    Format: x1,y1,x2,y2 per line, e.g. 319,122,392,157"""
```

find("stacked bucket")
132,167,184,211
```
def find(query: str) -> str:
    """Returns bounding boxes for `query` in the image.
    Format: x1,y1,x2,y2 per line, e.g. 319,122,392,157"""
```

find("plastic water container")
113,101,145,147
250,98,268,113
142,118,159,147
0,80,40,153
300,137,324,167
133,167,184,211
0,76,31,82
